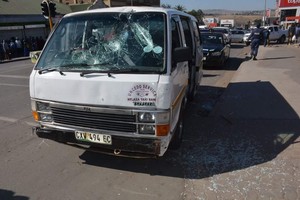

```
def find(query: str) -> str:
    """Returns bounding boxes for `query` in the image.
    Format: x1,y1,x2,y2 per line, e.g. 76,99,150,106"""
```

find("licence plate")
75,131,112,145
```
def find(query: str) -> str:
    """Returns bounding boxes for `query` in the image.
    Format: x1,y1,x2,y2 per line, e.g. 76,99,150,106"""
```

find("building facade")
1,0,161,43
0,0,72,43
277,0,300,23
57,0,160,7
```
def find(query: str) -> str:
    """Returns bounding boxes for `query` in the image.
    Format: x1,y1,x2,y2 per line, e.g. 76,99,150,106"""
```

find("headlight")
137,112,170,136
39,113,53,122
138,125,155,135
138,112,169,123
31,101,52,122
138,112,155,123
36,102,51,112
211,52,221,56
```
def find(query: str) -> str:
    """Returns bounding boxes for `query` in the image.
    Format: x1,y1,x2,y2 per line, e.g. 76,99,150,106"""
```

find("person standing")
0,40,4,62
15,37,22,57
2,40,10,60
263,28,270,47
295,23,300,47
247,23,264,60
287,23,296,45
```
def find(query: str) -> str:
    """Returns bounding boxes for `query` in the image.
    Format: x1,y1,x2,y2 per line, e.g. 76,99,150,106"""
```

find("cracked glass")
36,12,166,73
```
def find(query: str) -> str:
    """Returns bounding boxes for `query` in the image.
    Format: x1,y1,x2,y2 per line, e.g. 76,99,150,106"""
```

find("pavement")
183,44,300,199
0,56,30,64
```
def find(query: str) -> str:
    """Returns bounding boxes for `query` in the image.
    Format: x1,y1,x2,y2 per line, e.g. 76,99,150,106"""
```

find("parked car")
201,32,230,67
263,25,288,44
212,27,232,43
230,29,246,43
243,31,251,45
244,25,288,45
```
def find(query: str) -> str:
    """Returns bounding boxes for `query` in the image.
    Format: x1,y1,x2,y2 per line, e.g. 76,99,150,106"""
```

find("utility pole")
263,0,267,26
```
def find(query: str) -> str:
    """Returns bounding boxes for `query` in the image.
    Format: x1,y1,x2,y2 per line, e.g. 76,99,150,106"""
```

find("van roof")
64,6,197,21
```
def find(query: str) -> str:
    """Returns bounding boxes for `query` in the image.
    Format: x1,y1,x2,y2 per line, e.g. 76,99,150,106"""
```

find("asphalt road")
0,44,249,200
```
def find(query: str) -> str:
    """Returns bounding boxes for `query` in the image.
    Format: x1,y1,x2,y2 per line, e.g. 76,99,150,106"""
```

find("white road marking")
0,116,37,127
0,83,28,87
0,75,29,79
0,116,18,123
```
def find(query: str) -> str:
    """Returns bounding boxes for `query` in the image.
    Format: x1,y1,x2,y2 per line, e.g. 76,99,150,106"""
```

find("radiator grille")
51,107,137,132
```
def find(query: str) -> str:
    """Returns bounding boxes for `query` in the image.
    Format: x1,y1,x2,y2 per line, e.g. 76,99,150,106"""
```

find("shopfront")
278,0,300,23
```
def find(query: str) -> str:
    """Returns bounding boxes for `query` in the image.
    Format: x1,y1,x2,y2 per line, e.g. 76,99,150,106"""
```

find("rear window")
213,28,229,34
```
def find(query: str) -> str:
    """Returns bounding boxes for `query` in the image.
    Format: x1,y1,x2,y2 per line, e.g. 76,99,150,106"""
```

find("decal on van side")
127,84,157,106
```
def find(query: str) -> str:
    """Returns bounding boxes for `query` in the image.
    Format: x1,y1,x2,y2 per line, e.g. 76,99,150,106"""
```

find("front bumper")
33,126,162,158
203,54,223,66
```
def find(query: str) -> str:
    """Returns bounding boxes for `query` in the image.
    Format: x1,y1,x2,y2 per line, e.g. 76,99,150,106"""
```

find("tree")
173,5,186,12
188,9,204,22
253,19,262,26
161,4,172,8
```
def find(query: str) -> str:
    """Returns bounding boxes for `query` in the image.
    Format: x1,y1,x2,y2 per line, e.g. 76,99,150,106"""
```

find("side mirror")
30,51,41,64
173,47,192,63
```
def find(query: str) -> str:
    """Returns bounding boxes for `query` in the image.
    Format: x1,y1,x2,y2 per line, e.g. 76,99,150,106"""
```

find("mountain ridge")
202,9,273,15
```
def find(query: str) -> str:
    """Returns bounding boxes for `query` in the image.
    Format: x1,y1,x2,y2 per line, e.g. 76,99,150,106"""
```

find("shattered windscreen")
36,12,166,73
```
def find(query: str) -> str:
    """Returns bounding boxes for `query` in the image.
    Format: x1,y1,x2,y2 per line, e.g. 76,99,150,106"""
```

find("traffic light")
41,1,49,17
49,1,57,18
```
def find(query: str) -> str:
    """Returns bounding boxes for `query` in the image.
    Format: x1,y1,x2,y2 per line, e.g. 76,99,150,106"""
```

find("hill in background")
203,9,268,27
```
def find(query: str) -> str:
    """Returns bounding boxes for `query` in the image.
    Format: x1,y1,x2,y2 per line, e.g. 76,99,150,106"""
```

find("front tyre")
187,65,196,101
279,35,286,44
169,103,185,150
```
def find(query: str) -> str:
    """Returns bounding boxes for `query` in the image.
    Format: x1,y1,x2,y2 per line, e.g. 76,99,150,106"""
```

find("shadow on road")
0,189,29,200
230,43,245,49
79,82,300,179
203,56,245,71
259,56,295,60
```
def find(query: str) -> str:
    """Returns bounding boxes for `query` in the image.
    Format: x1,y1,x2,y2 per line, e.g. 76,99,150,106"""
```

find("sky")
160,0,275,11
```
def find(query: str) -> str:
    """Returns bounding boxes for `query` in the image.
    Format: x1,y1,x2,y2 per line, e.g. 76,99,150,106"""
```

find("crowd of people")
0,36,46,62
287,23,300,46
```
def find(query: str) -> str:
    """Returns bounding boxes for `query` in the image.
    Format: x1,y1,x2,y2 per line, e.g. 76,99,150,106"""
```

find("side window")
171,18,183,69
192,21,202,45
171,18,182,50
274,27,279,32
180,17,193,52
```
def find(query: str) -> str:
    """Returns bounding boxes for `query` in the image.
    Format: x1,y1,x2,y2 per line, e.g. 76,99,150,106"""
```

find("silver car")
243,31,251,45
230,30,246,43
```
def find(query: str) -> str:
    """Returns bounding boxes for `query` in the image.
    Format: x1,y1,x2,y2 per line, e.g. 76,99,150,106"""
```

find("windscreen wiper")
80,69,141,77
38,68,65,75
